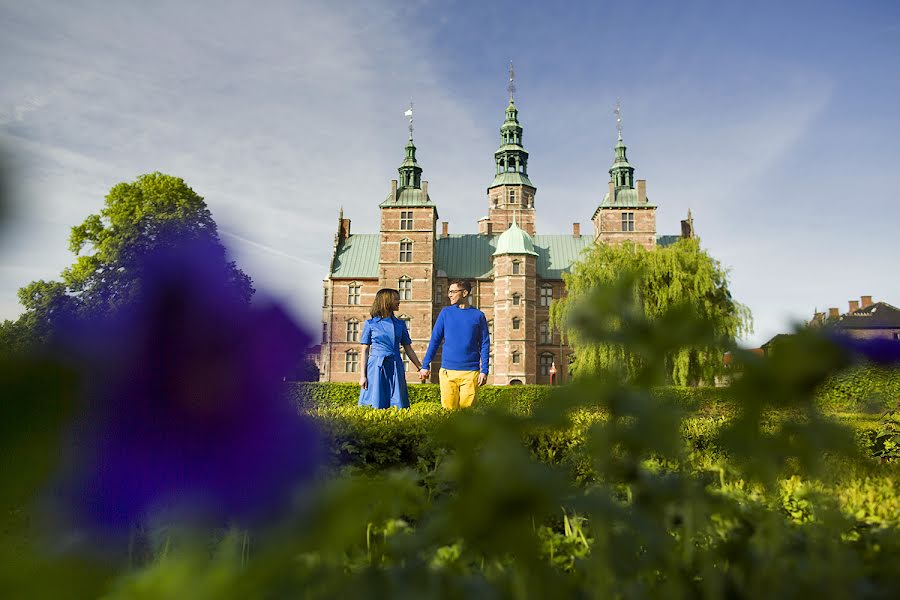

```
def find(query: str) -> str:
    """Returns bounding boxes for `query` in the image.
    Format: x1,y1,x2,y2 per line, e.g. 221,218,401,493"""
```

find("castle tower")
482,64,537,236
378,104,439,373
491,214,539,384
591,103,656,249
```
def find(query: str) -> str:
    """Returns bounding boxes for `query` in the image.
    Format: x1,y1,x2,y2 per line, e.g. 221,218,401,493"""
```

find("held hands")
359,374,367,389
419,368,430,382
477,373,487,387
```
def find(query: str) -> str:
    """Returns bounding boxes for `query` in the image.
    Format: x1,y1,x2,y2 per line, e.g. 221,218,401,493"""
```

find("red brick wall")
593,207,657,250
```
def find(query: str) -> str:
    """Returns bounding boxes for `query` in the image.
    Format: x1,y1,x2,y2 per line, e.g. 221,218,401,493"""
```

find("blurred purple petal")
830,334,900,366
54,239,320,536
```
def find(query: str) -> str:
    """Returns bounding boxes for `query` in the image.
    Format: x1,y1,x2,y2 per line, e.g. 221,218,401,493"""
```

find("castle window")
400,211,413,230
512,260,521,275
512,293,521,306
488,353,494,374
348,283,361,305
540,353,554,376
399,314,411,334
508,189,517,205
399,239,413,262
323,286,328,307
488,319,494,341
399,276,412,300
540,321,551,344
346,319,360,342
401,348,410,371
321,322,327,344
436,283,443,302
512,350,520,364
345,350,359,373
540,285,553,307
621,212,635,232
512,317,521,330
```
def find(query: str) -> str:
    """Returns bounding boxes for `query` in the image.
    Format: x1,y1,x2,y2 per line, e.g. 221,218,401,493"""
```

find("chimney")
441,221,448,237
849,300,860,313
572,222,581,238
861,295,873,308
828,307,840,319
608,180,616,205
340,218,351,239
636,179,647,204
422,180,428,196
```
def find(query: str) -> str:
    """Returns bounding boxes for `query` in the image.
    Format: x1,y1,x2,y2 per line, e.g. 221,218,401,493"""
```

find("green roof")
331,234,380,278
379,187,436,207
330,233,594,280
532,235,594,278
435,234,592,280
597,187,656,209
657,235,681,248
493,220,538,256
488,172,535,188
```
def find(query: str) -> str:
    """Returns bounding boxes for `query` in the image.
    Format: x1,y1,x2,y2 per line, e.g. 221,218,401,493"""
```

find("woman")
358,288,423,409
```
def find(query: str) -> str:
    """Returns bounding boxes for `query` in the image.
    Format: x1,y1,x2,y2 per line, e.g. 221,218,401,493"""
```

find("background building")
320,96,690,384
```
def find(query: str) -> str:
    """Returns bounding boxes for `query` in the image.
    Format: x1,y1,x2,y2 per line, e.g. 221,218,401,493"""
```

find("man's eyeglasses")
448,289,465,296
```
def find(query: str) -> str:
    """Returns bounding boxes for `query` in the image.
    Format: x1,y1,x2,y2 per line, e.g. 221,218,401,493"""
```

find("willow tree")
551,238,751,385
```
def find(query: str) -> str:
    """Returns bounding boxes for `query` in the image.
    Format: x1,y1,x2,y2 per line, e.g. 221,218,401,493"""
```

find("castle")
319,93,693,385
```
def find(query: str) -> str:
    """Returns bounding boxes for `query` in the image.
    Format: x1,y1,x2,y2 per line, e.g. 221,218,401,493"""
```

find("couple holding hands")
358,280,490,410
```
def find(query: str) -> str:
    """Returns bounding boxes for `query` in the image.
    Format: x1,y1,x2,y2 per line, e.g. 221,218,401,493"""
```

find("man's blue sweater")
422,305,490,374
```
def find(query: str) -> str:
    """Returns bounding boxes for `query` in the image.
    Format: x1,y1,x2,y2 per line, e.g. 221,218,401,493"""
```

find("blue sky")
1,0,898,346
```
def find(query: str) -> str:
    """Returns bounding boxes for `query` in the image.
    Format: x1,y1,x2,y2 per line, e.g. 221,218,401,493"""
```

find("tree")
550,238,752,385
2,173,253,351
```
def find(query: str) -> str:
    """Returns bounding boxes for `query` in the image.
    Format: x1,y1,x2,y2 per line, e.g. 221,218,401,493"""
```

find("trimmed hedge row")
287,366,900,413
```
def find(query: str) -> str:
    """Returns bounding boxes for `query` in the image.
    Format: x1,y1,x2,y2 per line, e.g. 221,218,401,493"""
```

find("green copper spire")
609,99,634,189
493,212,538,256
398,101,422,189
489,67,534,189
609,135,635,189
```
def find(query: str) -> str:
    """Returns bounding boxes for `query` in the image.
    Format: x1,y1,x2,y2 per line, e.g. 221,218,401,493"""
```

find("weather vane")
508,61,516,103
404,100,414,140
614,98,623,139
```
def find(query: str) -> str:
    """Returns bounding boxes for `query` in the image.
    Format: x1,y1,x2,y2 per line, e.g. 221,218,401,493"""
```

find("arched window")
346,318,359,342
512,293,521,306
539,321,551,344
399,276,412,300
345,350,359,373
511,350,521,364
509,379,523,385
348,282,361,305
512,260,521,275
540,352,554,376
540,285,553,306
399,239,413,262
512,317,520,330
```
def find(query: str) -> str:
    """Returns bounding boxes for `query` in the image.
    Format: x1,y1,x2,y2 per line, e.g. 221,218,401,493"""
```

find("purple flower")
830,334,900,366
55,240,319,536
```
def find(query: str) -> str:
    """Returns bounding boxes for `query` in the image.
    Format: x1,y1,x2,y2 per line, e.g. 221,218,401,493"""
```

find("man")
419,279,490,409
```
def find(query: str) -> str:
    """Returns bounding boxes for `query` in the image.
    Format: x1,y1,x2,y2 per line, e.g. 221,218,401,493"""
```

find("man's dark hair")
449,279,471,293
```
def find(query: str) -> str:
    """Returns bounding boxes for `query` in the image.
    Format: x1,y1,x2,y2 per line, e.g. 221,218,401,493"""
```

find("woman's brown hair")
370,288,400,319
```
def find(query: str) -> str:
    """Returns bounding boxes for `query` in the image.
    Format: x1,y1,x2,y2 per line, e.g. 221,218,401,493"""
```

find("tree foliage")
1,173,253,353
550,238,751,385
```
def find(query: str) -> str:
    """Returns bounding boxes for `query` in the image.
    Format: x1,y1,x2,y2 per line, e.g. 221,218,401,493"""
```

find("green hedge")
288,366,900,413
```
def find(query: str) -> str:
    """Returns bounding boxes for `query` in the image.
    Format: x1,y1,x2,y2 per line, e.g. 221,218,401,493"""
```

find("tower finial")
404,100,414,141
508,61,516,103
614,97,623,140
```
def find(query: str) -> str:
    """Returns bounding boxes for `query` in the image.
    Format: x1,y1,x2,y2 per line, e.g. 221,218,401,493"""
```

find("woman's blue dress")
358,316,411,409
